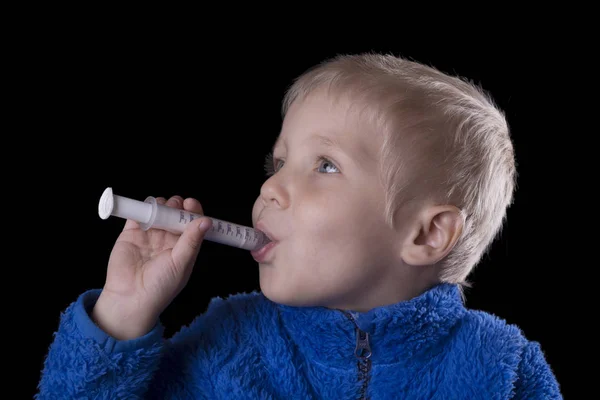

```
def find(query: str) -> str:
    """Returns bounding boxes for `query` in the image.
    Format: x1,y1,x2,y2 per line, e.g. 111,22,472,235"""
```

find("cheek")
294,195,368,253
296,195,391,267
251,197,262,222
295,196,342,236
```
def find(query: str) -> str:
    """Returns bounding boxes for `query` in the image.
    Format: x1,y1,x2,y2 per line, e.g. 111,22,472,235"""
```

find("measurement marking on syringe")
175,210,263,244
176,211,259,242
179,211,198,223
203,222,260,242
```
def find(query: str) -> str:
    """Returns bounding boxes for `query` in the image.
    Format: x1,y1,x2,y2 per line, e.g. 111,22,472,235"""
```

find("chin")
259,280,292,306
259,281,326,308
259,279,300,307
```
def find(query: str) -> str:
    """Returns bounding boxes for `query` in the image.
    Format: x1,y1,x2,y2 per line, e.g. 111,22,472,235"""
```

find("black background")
12,15,584,399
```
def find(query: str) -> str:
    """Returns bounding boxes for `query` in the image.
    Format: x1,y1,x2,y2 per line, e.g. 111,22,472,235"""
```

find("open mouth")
251,240,277,262
251,229,278,262
261,230,274,242
255,229,273,248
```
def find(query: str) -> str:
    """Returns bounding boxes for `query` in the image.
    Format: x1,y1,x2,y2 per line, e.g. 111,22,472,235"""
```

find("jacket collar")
275,283,466,367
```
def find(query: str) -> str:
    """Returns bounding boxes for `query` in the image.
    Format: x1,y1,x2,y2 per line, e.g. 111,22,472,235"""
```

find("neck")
325,265,441,313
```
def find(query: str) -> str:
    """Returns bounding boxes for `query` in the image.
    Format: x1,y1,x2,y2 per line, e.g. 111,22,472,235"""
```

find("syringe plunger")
110,195,153,223
98,187,271,251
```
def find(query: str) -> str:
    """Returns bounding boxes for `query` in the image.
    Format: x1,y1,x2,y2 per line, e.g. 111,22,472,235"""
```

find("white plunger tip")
98,187,114,220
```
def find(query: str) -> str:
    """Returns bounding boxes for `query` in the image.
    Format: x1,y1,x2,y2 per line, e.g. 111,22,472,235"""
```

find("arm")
512,341,562,399
35,289,166,399
36,289,236,399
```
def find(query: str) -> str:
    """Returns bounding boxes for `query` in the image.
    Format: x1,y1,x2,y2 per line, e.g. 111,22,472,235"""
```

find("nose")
260,174,290,209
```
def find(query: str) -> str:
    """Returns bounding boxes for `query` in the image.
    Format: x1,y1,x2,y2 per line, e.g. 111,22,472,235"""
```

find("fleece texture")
36,283,561,399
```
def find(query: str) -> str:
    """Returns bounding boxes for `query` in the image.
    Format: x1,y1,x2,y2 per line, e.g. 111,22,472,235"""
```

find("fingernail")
199,218,209,230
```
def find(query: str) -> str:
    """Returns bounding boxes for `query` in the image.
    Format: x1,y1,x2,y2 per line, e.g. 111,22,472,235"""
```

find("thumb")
171,217,212,271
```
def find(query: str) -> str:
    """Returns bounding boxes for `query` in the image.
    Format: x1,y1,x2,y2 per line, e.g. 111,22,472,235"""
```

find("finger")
183,198,204,215
171,216,213,274
123,219,140,231
123,196,167,231
165,195,184,209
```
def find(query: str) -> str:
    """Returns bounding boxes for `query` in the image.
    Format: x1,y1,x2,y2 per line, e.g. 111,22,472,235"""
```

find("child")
36,53,562,399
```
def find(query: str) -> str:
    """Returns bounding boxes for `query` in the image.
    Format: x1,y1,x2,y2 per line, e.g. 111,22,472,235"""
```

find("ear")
400,205,465,266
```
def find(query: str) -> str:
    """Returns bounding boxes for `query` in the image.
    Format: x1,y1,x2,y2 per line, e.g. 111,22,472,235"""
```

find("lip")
251,240,278,262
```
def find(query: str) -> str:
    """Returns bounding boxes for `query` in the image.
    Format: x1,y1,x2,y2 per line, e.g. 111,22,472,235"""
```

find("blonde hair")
281,52,517,288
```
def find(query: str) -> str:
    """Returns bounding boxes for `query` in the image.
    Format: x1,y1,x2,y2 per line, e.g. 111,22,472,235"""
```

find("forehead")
274,91,380,165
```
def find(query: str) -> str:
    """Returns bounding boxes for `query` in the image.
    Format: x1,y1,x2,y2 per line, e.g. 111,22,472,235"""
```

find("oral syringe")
98,187,271,251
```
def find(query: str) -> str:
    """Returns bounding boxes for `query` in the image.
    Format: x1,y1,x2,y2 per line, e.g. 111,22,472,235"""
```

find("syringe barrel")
141,196,270,251
98,187,270,251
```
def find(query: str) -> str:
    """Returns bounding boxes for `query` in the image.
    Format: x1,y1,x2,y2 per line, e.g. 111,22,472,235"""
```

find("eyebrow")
271,134,344,154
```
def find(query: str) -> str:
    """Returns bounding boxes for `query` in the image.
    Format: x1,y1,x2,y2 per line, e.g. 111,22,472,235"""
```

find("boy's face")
252,91,407,311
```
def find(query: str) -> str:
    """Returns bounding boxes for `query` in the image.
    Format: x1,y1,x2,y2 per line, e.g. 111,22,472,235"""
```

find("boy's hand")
92,195,212,340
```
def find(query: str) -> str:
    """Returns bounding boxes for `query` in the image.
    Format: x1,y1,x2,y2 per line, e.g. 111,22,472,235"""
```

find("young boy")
36,53,562,399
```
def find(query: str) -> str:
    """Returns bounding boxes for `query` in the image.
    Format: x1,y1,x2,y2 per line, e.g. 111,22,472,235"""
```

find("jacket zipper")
342,312,372,400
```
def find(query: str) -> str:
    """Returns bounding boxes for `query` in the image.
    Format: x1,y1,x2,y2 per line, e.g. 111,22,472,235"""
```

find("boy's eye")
316,157,339,174
263,152,340,177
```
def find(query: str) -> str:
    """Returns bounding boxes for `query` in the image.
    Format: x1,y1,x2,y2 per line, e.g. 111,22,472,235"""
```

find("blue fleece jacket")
36,283,561,399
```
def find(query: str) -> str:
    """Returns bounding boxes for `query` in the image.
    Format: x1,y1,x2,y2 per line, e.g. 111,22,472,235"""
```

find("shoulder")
461,308,527,342
455,308,529,360
451,309,561,398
